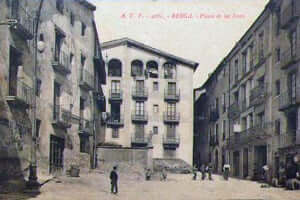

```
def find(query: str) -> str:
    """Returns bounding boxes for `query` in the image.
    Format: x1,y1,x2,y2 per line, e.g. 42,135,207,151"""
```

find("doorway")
233,151,240,177
49,135,65,174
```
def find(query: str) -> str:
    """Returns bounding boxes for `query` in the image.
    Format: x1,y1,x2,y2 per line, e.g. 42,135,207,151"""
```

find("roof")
76,0,96,11
101,38,199,70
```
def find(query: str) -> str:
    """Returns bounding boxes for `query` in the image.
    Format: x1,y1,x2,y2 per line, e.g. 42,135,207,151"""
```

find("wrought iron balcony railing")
281,48,300,69
131,112,148,123
228,101,240,119
132,88,148,99
79,69,94,90
52,105,72,129
52,51,71,74
277,131,296,149
78,118,92,135
163,135,180,149
8,2,34,40
131,136,149,147
6,80,33,109
281,1,300,29
163,112,180,123
164,89,180,101
109,89,123,102
279,87,300,111
249,83,268,107
106,114,124,127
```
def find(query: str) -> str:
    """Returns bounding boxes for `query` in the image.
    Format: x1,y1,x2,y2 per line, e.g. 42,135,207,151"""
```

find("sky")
91,0,269,88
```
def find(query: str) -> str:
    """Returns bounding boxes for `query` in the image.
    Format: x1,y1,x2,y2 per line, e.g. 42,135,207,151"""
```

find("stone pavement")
1,172,300,200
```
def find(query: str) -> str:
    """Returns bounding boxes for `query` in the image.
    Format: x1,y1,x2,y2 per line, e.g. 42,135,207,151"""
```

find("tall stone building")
0,0,106,189
100,38,198,165
194,0,300,179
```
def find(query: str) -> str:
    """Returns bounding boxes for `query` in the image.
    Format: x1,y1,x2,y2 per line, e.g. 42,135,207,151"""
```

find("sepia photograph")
0,0,300,199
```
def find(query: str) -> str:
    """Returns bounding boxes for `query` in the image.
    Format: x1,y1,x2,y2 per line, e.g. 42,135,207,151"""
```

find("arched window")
108,59,122,77
163,62,176,79
146,61,158,78
131,60,143,76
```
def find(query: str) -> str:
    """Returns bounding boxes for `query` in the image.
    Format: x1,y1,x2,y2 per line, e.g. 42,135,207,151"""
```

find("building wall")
0,0,105,185
102,44,195,165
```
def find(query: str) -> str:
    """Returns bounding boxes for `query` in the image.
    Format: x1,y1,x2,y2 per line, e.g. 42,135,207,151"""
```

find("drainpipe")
27,0,44,190
227,60,231,169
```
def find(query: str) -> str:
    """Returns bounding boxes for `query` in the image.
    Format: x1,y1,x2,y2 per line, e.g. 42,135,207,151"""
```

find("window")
275,119,280,135
70,12,74,26
53,82,61,120
111,80,121,96
276,10,280,36
167,103,176,116
259,32,264,58
291,30,297,57
35,119,41,138
79,97,85,120
81,22,86,36
112,128,119,138
234,59,238,82
276,48,280,62
249,113,253,128
135,101,145,115
153,104,159,113
147,61,158,78
153,126,158,135
135,124,145,138
131,60,143,76
56,0,64,13
136,80,144,93
242,52,247,75
167,82,176,95
275,80,280,96
222,93,226,113
288,73,297,102
215,123,219,144
163,62,176,79
80,135,89,153
153,82,158,91
108,59,122,77
166,124,176,138
36,79,41,97
54,28,65,62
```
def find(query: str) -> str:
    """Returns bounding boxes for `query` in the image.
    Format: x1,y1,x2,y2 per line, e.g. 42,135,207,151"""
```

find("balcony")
280,48,300,69
79,118,92,136
131,136,149,147
106,114,124,127
131,112,148,123
278,132,296,150
109,89,123,103
279,88,300,111
163,135,180,149
249,83,268,107
209,108,219,121
6,80,33,109
164,89,180,102
8,3,34,40
52,105,72,129
240,100,247,113
132,88,148,100
79,69,94,91
225,122,273,149
209,135,219,147
228,101,240,119
281,1,300,29
163,112,180,123
52,51,71,75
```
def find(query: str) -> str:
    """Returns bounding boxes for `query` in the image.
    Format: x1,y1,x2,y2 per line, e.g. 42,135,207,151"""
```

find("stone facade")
0,0,106,189
194,0,300,180
101,38,198,165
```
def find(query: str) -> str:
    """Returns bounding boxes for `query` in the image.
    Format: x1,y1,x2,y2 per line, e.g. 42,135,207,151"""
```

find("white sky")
91,0,269,88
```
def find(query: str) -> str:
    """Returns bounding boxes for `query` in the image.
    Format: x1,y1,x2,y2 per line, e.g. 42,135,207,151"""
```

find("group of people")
272,161,300,190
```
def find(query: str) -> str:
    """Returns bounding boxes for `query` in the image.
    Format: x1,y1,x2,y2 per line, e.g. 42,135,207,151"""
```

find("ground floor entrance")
233,151,240,177
49,135,65,174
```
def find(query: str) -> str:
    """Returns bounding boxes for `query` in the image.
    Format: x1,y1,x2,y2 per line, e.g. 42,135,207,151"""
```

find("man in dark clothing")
110,166,118,194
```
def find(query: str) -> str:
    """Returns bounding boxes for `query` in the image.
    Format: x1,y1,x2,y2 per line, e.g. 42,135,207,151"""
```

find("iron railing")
279,87,300,111
8,2,34,39
163,135,180,145
79,118,92,133
80,69,94,90
164,89,180,101
131,112,148,122
280,48,300,69
131,136,149,144
109,89,123,101
132,87,148,99
52,51,71,74
8,80,33,107
277,131,296,149
249,83,268,107
163,112,180,123
53,105,72,126
106,114,124,126
281,1,300,29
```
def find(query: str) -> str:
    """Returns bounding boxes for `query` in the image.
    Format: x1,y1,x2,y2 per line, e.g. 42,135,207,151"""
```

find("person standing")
110,166,118,194
201,164,206,180
208,163,213,180
223,164,230,181
192,165,197,180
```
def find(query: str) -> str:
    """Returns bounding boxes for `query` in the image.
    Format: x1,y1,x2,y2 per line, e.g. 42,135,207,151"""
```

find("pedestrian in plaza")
278,162,286,186
161,167,167,181
192,165,198,180
200,164,206,180
223,164,230,181
208,163,213,180
145,168,152,181
110,166,118,194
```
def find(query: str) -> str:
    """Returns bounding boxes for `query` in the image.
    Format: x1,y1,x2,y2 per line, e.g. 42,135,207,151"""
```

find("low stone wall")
153,158,193,174
96,146,153,170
